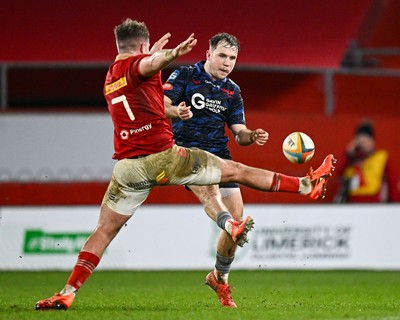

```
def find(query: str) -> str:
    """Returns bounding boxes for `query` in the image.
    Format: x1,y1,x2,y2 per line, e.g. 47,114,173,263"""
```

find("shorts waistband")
128,154,151,159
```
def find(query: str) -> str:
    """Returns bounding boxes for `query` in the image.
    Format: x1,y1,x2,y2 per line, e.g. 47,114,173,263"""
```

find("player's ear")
206,50,211,61
139,42,149,54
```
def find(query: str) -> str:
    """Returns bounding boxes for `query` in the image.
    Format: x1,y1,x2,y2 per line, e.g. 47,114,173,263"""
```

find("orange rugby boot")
205,271,237,308
307,154,336,200
229,216,254,247
35,292,75,310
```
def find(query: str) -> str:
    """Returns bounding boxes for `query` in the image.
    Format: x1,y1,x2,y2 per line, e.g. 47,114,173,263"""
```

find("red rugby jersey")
104,54,174,160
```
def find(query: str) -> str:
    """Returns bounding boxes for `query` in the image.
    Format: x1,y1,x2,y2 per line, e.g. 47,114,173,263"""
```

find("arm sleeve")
127,54,150,82
227,92,246,127
163,67,189,104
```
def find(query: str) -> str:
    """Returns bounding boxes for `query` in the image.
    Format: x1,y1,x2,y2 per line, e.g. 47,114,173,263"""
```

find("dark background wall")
1,0,399,205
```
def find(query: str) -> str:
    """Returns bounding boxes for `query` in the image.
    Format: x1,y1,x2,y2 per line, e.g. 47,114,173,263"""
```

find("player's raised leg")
218,154,336,199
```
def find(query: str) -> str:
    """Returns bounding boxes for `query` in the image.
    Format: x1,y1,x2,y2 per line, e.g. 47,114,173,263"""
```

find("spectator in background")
334,120,399,203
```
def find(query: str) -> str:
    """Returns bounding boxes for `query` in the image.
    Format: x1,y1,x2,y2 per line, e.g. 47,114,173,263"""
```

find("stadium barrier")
1,112,399,204
1,204,399,270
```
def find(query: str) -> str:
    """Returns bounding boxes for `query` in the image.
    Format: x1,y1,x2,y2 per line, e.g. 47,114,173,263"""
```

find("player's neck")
115,53,133,61
204,61,217,81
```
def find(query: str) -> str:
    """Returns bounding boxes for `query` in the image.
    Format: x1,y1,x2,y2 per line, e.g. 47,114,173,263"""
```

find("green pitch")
0,270,399,320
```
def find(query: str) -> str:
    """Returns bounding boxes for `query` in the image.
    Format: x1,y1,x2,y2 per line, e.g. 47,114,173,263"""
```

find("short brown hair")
114,18,150,52
209,33,240,53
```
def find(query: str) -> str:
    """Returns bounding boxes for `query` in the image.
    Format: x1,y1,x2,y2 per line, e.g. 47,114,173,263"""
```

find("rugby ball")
282,132,315,164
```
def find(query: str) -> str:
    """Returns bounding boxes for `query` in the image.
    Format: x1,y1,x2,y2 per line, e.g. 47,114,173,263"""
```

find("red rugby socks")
66,251,100,290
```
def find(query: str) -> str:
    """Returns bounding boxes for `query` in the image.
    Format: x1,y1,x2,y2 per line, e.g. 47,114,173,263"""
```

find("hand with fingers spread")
168,33,197,60
149,33,171,54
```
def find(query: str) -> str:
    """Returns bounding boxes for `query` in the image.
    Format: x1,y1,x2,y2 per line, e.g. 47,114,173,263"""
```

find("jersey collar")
195,61,227,85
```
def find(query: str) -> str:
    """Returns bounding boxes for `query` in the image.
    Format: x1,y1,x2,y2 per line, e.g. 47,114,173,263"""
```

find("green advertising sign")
23,230,91,254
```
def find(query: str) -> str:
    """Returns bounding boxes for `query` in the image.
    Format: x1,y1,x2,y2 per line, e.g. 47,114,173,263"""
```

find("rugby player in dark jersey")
164,33,268,307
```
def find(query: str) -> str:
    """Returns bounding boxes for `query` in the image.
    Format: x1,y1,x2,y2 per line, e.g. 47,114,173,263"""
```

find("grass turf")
0,270,399,320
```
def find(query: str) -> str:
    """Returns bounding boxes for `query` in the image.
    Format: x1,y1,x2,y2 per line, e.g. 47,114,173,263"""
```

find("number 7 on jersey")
112,95,135,121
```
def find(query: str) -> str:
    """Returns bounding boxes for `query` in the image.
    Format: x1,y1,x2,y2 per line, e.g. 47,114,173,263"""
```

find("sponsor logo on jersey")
205,80,220,88
163,82,173,90
120,124,153,140
191,93,227,113
168,70,179,80
129,123,152,134
221,88,234,96
120,130,129,140
105,77,127,95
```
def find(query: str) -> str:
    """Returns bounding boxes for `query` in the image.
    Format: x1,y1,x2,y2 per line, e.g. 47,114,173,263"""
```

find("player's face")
206,41,238,80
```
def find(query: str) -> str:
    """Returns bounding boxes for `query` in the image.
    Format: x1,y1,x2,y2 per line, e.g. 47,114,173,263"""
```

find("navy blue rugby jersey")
163,61,246,159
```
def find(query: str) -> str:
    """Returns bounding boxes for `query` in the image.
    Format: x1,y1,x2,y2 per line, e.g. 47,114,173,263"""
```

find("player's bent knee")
221,160,246,182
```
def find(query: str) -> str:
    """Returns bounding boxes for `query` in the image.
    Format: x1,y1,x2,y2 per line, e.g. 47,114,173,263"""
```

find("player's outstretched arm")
140,34,197,77
232,124,269,146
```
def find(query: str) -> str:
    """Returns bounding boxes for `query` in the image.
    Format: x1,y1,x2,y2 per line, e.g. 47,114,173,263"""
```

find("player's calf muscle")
221,161,269,190
244,167,274,191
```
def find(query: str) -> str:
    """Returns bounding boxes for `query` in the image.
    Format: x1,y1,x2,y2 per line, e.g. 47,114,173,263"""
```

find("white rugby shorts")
102,145,222,215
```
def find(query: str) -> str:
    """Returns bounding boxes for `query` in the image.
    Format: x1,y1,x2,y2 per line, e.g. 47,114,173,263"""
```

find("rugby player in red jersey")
36,18,335,311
